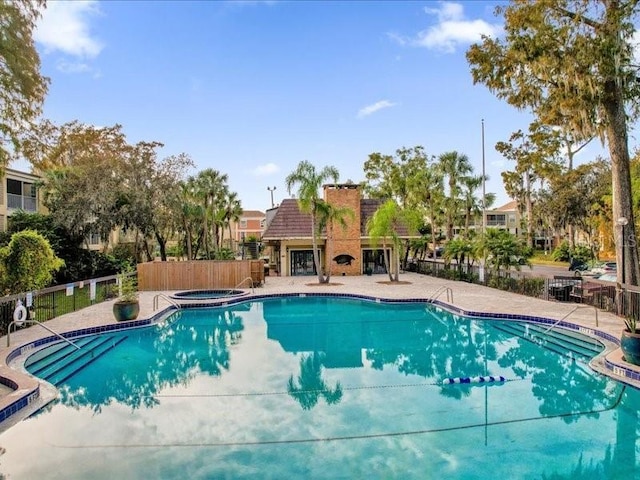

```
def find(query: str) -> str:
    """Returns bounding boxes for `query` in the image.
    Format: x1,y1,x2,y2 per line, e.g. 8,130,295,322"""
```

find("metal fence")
0,274,123,336
410,259,640,321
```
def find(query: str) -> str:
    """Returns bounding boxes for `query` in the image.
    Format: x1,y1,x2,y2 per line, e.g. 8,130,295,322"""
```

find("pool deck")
0,272,637,430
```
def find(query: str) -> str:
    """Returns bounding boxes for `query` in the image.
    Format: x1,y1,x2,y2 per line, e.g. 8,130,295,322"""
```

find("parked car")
568,259,589,272
596,273,617,282
427,247,444,258
590,262,617,275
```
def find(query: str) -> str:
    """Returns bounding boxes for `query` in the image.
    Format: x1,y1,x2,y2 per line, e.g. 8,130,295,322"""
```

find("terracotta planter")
620,329,640,366
113,300,140,322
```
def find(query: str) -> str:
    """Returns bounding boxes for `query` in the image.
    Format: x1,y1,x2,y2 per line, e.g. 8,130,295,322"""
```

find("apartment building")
0,168,42,232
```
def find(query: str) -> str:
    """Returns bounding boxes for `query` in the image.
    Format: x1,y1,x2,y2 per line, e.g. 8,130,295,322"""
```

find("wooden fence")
137,260,265,291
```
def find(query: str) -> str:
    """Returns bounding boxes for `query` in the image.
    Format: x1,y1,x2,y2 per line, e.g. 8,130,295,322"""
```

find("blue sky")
25,0,614,211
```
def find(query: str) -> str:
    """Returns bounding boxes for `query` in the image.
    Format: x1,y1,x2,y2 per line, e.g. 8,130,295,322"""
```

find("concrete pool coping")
0,272,638,431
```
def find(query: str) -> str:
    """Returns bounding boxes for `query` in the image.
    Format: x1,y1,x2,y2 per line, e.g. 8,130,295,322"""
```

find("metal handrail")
543,304,599,334
233,277,255,294
429,285,453,303
153,293,181,311
7,319,81,350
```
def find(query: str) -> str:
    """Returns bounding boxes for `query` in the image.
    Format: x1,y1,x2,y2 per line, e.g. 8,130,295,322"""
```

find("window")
240,219,247,228
486,214,506,227
6,179,36,211
88,233,101,245
260,219,265,228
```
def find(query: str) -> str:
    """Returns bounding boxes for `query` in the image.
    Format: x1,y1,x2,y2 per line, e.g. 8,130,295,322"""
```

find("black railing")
412,259,640,322
0,274,125,336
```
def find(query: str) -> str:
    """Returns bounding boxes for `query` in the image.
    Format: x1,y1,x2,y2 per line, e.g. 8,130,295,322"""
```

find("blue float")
443,375,506,385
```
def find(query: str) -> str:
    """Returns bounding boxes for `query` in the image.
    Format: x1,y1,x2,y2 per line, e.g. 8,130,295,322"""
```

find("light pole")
479,118,486,283
618,217,628,283
617,217,628,315
267,186,276,208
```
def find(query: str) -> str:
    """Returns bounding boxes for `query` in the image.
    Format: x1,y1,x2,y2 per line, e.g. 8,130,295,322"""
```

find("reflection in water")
8,297,640,478
287,352,343,410
56,308,245,411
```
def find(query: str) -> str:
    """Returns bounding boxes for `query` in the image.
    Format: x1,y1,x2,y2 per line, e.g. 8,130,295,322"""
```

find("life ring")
13,303,27,326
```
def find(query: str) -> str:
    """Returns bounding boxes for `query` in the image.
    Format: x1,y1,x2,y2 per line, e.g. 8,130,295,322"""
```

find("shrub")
0,230,64,294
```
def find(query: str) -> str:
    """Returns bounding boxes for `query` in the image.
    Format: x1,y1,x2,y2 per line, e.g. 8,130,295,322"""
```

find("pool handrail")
232,277,255,294
543,304,599,334
429,285,453,304
153,293,181,311
7,319,81,350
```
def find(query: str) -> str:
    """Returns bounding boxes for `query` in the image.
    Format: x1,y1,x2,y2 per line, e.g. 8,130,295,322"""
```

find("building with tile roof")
262,183,417,276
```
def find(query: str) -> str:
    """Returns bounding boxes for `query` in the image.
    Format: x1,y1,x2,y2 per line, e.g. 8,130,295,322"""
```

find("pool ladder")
153,293,182,311
429,285,454,304
232,277,255,294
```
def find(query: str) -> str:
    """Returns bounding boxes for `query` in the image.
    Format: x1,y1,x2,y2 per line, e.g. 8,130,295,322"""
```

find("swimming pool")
171,289,246,300
1,295,638,479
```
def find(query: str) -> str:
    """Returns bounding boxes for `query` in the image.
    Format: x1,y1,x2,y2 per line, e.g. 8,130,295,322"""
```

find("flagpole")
480,119,486,283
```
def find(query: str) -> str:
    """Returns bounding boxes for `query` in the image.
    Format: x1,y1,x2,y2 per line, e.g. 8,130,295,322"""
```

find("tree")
467,0,640,286
461,174,495,237
407,160,445,256
495,123,563,246
0,230,64,294
37,123,131,244
365,146,442,264
177,177,204,260
4,210,122,282
437,151,473,240
367,200,420,282
481,228,531,274
119,145,194,262
285,160,339,284
222,191,242,252
194,169,229,259
0,0,48,172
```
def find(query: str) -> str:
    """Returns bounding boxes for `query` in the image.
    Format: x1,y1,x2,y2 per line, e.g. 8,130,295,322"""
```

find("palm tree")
460,174,496,237
438,151,473,240
178,177,204,260
222,191,242,252
409,162,445,255
367,200,419,282
194,169,229,259
285,160,339,284
316,200,354,283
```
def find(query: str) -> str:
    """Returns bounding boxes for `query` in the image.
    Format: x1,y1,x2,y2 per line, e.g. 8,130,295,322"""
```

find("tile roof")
492,200,518,211
262,198,416,240
241,210,265,217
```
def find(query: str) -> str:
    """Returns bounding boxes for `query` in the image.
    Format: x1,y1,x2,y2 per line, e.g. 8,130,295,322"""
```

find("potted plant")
112,272,140,321
620,315,640,366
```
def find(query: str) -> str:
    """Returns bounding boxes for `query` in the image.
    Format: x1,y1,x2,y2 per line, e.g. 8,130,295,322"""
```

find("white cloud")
251,163,280,176
35,0,103,58
393,1,501,54
357,100,397,119
55,59,91,74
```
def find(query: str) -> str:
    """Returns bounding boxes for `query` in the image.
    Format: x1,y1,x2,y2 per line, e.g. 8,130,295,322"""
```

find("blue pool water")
1,296,639,479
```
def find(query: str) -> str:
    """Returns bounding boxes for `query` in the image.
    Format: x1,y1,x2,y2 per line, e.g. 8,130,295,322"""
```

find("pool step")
25,336,104,373
492,321,603,361
26,335,127,386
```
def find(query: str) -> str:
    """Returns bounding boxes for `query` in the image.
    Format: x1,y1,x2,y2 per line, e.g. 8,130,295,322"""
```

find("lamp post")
618,217,628,285
617,217,628,316
267,186,276,208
